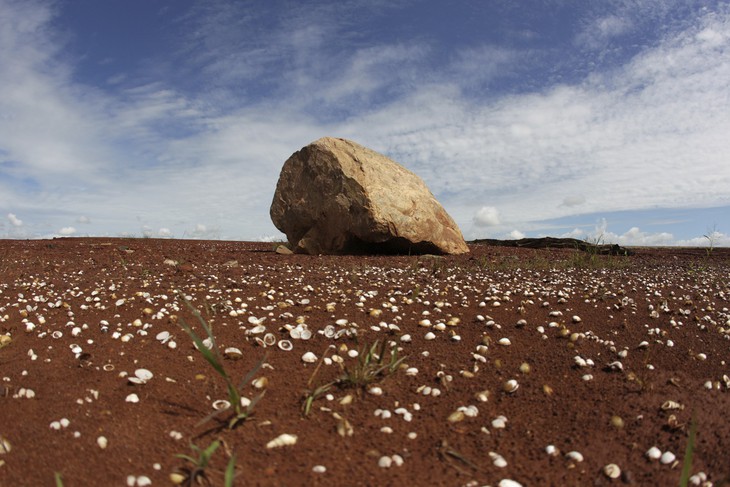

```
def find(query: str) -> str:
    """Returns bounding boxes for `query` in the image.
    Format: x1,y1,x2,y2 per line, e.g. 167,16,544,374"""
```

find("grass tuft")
302,340,405,416
178,298,266,430
338,339,405,389
174,439,236,487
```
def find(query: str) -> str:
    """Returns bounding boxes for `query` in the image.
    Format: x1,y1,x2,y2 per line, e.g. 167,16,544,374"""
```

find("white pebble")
565,451,584,462
490,452,507,468
603,463,621,479
266,433,298,449
660,451,676,464
405,367,419,376
378,456,392,468
646,446,662,460
301,352,318,363
312,465,327,473
498,480,523,487
125,393,140,403
97,436,108,449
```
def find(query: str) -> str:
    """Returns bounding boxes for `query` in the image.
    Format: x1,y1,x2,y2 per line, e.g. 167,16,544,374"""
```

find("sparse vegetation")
302,340,405,416
178,298,266,430
337,339,405,390
173,439,236,487
679,416,697,487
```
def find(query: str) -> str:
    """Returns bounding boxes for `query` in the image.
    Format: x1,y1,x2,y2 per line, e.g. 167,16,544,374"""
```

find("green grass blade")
236,354,268,390
178,317,230,381
224,454,237,487
200,440,220,467
679,416,697,487
54,472,64,487
175,453,198,463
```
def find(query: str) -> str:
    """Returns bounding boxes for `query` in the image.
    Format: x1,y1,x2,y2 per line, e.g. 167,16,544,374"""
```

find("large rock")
270,137,469,255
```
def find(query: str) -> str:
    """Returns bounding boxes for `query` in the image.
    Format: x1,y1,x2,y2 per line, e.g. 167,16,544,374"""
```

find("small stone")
565,451,584,462
490,452,507,468
660,451,676,464
603,463,621,479
97,436,108,449
378,456,392,468
646,446,662,460
275,245,293,255
498,480,523,487
312,465,327,473
301,352,318,363
266,433,298,449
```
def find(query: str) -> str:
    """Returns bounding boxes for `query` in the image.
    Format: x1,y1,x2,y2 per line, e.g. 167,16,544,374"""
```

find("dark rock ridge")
469,237,634,256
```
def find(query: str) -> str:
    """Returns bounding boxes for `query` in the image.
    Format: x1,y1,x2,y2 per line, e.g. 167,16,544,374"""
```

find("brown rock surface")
270,137,469,255
1,238,729,486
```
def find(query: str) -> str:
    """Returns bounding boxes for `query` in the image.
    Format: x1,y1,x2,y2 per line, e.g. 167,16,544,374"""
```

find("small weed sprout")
302,340,405,416
338,340,405,389
703,224,718,257
679,416,697,487
174,440,236,487
178,298,266,430
302,346,336,417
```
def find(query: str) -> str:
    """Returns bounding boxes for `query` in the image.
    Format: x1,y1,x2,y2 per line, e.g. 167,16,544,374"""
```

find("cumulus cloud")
58,226,76,236
186,224,222,240
473,206,501,227
7,213,23,227
677,231,730,248
507,229,525,239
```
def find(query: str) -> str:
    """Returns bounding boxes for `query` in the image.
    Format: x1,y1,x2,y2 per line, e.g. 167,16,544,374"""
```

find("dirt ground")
0,238,728,486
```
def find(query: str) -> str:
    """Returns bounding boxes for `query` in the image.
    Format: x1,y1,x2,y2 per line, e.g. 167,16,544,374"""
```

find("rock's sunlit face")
271,137,468,255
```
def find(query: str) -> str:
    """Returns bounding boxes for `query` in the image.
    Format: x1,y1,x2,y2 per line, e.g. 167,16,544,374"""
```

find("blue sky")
1,0,728,246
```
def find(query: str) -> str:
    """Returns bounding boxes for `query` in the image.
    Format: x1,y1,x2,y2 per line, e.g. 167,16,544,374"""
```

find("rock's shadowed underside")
270,137,469,255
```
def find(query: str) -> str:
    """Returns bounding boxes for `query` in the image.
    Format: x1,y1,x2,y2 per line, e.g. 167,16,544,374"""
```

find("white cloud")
576,15,633,50
507,229,525,239
7,213,23,227
76,216,91,224
473,206,501,227
677,231,730,248
186,224,222,240
561,195,586,207
58,226,75,236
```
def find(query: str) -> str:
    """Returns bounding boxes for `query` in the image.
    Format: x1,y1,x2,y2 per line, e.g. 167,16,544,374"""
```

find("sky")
1,0,729,246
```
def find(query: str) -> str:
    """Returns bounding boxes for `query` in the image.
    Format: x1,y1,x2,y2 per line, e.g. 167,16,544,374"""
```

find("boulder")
270,137,469,255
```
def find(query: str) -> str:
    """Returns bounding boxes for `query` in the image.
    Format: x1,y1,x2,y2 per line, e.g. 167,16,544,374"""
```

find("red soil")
0,239,728,486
